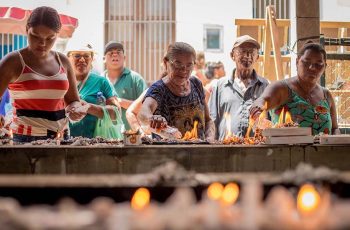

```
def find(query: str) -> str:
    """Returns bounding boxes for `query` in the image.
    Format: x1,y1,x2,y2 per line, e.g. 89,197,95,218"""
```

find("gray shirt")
208,69,269,140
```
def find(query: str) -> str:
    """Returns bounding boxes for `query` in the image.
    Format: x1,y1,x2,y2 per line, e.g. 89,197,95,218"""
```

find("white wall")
0,0,105,72
321,0,350,21
176,0,252,75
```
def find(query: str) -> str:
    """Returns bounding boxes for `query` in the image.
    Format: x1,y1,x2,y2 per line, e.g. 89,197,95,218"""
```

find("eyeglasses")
70,53,92,60
300,60,325,70
170,61,194,70
234,48,258,56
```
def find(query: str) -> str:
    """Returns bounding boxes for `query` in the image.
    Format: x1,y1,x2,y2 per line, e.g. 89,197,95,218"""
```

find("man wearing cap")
208,35,269,140
103,41,147,131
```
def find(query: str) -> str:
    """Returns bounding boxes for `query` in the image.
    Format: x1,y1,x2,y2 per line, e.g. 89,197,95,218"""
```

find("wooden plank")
267,5,284,81
319,135,350,145
320,21,350,29
235,18,290,27
265,135,314,145
263,127,312,137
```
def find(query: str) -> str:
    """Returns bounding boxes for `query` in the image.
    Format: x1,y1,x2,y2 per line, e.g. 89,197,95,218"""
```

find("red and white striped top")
8,51,69,136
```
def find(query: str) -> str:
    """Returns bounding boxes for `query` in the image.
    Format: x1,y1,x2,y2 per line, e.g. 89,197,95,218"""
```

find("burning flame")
56,133,61,139
224,113,232,139
275,107,295,127
297,184,320,215
182,120,198,140
221,183,239,206
9,129,13,139
207,182,224,200
131,187,151,210
285,111,293,124
278,107,285,125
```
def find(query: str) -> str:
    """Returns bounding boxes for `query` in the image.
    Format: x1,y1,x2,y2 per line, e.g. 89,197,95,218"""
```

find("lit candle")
56,133,61,146
297,183,321,217
221,182,239,206
131,187,150,210
9,129,13,146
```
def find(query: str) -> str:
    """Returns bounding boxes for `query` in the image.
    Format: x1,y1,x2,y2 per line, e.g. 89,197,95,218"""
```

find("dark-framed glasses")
170,61,194,70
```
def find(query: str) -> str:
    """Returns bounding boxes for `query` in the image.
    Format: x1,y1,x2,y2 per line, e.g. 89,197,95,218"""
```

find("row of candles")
0,180,348,229
124,182,330,230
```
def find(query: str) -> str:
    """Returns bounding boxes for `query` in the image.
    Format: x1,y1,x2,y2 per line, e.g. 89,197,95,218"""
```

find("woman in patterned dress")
251,42,340,135
138,42,215,140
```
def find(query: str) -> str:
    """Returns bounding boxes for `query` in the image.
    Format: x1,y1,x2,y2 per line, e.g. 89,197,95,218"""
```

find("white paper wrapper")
67,104,90,124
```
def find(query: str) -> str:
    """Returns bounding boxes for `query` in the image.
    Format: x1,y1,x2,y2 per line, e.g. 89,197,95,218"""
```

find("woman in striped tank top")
0,6,86,142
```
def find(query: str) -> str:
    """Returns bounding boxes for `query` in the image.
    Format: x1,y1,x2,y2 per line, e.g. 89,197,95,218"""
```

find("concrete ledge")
0,144,349,174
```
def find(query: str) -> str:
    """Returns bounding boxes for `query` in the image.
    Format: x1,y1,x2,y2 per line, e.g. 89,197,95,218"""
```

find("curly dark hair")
26,6,62,33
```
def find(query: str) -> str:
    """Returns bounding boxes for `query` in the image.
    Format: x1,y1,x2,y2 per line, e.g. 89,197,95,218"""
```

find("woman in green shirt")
67,44,121,138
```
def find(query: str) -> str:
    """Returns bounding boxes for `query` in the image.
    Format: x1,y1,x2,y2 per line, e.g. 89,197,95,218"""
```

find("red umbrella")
0,7,78,38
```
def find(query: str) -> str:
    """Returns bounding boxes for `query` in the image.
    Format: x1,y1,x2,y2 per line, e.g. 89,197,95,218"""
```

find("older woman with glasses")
67,44,121,138
138,42,215,141
251,42,340,135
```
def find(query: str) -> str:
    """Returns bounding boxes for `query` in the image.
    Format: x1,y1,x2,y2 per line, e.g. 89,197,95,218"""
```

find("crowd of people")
0,6,339,142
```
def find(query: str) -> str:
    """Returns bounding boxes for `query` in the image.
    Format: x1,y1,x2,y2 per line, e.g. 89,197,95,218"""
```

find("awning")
0,7,78,38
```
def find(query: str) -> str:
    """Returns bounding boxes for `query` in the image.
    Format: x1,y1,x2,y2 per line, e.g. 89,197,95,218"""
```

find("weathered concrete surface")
0,144,349,174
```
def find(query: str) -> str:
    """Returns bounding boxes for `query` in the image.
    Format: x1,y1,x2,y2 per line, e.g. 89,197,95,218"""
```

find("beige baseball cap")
233,35,260,49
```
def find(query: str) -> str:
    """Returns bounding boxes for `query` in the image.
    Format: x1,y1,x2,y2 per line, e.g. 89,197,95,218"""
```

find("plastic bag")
93,106,123,139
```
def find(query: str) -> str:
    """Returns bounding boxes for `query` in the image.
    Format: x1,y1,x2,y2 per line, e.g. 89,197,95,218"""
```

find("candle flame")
278,107,285,125
131,187,150,210
182,120,199,140
207,182,224,200
9,129,13,138
221,183,239,206
245,116,255,138
285,111,293,124
297,184,320,215
57,133,61,139
224,113,232,138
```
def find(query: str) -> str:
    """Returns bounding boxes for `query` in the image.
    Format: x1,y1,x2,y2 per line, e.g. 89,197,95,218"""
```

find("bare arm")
0,52,22,96
126,90,147,131
250,81,289,119
204,102,215,141
138,97,158,126
326,89,340,134
118,98,133,110
0,52,22,127
85,96,121,120
59,53,80,105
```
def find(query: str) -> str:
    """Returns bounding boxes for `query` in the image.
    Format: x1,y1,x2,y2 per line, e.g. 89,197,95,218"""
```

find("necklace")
168,79,190,96
295,78,315,103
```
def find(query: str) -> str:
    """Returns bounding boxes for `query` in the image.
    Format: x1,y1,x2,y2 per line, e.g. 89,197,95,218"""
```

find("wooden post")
263,5,284,81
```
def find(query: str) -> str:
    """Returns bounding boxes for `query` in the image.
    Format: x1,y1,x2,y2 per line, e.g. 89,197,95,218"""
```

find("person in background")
67,44,120,138
204,61,226,100
192,51,207,85
0,6,85,142
138,42,215,141
103,41,147,131
251,42,339,135
209,35,269,140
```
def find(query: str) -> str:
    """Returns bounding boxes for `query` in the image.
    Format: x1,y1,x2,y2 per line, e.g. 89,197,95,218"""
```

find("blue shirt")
209,69,269,140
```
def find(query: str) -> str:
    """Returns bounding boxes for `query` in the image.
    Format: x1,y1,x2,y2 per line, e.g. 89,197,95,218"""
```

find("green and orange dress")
270,82,332,135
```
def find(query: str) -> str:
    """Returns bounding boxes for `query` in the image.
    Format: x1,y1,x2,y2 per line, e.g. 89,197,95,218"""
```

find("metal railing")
105,0,176,84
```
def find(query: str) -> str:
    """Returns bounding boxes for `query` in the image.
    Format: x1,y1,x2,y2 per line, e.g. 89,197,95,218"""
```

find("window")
204,25,223,52
253,0,290,19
